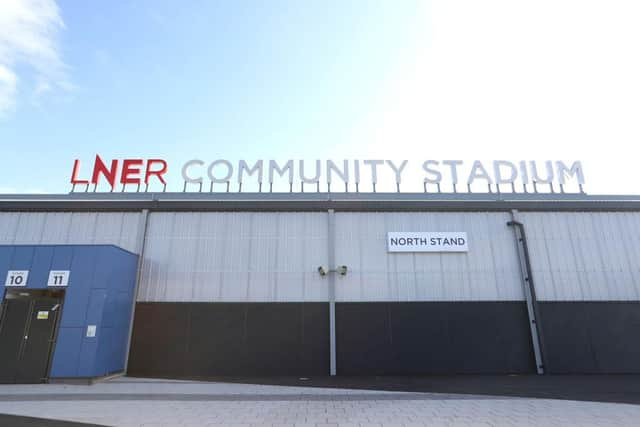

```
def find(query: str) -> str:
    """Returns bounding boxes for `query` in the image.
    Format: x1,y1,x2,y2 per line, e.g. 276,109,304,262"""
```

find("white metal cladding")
0,212,141,252
334,212,524,302
137,212,329,302
519,212,640,301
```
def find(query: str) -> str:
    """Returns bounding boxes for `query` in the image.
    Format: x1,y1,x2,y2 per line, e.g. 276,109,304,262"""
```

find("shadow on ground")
0,413,105,427
144,375,640,405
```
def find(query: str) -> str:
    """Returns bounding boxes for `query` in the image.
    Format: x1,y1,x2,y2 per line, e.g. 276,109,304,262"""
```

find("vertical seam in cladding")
384,213,393,301
610,213,631,299
163,213,177,302
301,213,307,302
273,213,280,302
564,213,584,301
463,213,473,301
598,213,616,299
539,213,558,301
612,213,636,299
12,213,21,244
569,213,591,300
487,212,502,300
574,213,590,299
437,215,445,301
62,212,72,245
583,213,601,300
218,213,229,301
620,213,640,299
590,214,612,300
357,213,363,301
412,250,418,301
116,212,125,251
90,213,99,245
191,213,204,301
245,213,254,302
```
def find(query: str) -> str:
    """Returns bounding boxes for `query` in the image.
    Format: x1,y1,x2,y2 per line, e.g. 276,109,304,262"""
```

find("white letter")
467,160,493,185
207,159,233,183
238,160,263,183
353,160,361,184
268,160,294,184
519,160,530,185
556,161,585,185
386,160,408,184
493,160,518,184
300,160,321,183
530,161,554,184
363,159,384,184
182,159,204,184
442,160,463,185
422,160,442,184
326,160,349,184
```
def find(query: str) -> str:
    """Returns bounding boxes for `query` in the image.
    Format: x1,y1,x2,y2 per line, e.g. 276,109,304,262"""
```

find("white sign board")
48,270,70,287
387,232,468,253
5,270,29,286
86,325,97,338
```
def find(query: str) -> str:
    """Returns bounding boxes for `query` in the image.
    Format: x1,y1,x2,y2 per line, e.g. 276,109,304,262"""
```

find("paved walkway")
1,377,640,427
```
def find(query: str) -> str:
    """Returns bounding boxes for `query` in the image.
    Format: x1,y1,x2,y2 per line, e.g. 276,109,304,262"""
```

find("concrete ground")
1,377,640,427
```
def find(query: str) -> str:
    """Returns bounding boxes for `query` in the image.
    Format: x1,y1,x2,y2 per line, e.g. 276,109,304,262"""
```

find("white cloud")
0,0,68,116
345,1,640,194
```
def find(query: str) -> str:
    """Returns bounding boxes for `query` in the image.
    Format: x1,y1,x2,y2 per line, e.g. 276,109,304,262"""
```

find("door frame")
0,289,65,383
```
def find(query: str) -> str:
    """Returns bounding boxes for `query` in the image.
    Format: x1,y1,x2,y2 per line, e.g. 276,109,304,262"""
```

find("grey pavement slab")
0,377,639,427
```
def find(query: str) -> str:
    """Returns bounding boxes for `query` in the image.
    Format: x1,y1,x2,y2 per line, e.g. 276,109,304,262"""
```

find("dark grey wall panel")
128,302,329,377
336,302,536,375
539,302,640,373
127,303,190,378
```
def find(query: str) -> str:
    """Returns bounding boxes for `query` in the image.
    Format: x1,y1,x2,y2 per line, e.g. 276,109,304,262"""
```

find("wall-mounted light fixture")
317,266,348,276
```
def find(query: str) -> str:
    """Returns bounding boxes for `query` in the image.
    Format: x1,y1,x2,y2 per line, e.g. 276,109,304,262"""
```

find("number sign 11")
5,270,29,286
48,270,70,287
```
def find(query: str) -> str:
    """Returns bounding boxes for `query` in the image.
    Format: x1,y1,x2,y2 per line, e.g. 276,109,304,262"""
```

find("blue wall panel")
51,246,74,272
29,246,53,288
77,338,99,377
11,246,35,277
49,327,83,377
1,245,138,380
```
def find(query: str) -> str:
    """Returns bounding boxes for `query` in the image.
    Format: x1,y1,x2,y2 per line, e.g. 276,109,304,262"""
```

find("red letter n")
91,155,119,189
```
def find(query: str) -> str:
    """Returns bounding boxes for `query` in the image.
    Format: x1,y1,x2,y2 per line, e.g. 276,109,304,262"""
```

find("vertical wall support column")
124,208,150,372
327,208,337,376
508,209,546,375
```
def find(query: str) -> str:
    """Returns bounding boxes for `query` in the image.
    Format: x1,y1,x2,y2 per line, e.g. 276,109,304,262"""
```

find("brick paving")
0,378,639,426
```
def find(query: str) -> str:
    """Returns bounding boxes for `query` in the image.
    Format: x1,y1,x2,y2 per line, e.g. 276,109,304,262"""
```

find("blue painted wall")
0,245,138,379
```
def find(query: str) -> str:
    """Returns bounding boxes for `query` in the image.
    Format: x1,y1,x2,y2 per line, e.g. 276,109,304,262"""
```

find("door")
0,293,62,384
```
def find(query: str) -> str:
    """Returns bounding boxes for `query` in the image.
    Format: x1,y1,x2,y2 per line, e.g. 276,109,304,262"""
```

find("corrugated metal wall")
0,212,141,253
335,212,523,301
520,212,640,301
137,212,329,302
137,211,523,302
3,210,640,303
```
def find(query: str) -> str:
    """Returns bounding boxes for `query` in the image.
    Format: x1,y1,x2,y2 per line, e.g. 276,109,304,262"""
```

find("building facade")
1,192,640,382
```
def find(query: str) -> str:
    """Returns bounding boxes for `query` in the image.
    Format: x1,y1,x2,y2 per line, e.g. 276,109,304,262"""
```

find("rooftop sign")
70,156,585,194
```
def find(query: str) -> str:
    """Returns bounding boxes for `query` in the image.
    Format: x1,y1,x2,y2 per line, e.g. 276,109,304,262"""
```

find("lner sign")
387,232,468,253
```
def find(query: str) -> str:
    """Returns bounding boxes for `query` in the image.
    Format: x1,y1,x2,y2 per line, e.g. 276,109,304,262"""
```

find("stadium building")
1,191,640,383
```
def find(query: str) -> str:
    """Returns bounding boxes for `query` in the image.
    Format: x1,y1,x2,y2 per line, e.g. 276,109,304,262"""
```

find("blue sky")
1,1,640,194
0,0,428,192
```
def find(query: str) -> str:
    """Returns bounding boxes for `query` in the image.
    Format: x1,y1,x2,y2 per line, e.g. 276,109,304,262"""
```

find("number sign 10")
5,270,29,286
